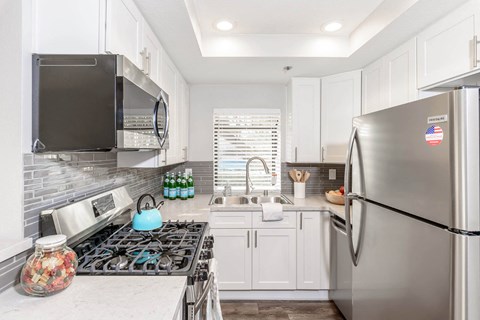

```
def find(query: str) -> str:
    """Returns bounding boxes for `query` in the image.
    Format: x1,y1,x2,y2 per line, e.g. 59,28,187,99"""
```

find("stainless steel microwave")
32,54,169,152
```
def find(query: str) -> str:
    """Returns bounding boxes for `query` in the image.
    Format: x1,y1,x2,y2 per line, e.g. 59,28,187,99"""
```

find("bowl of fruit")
325,186,345,205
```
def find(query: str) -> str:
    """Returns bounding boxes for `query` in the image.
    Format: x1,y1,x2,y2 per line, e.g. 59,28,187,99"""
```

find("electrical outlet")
329,169,336,180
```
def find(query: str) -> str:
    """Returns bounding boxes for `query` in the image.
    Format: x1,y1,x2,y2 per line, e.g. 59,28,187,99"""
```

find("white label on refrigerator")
427,115,448,124
425,126,444,146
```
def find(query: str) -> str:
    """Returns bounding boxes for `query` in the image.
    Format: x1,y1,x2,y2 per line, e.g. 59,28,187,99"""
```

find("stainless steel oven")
32,54,169,152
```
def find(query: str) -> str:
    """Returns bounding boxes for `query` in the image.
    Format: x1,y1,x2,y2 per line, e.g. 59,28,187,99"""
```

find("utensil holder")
294,182,306,198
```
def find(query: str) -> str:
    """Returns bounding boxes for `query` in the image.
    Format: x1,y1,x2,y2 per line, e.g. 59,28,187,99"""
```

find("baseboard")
219,290,330,301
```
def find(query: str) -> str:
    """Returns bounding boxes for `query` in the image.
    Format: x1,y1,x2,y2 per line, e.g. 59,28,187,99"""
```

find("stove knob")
203,240,214,249
195,269,209,282
205,235,214,243
200,250,214,260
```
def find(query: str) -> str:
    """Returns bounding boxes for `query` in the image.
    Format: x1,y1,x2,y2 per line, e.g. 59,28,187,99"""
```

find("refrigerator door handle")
345,126,359,266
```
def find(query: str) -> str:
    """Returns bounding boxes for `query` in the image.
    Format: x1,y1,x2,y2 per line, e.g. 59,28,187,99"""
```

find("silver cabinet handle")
145,51,151,76
183,147,188,161
254,230,257,248
247,230,250,248
345,127,359,266
321,146,325,162
139,48,147,72
295,147,298,162
300,212,303,230
474,35,480,68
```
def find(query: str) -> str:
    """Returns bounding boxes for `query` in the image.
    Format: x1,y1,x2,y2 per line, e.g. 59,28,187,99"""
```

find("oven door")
116,77,170,150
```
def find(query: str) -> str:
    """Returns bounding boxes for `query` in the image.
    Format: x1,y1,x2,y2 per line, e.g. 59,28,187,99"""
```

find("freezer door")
353,88,480,231
352,201,451,320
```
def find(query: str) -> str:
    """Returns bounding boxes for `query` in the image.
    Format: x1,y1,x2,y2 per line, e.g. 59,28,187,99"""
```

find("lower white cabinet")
252,229,297,290
210,228,252,290
210,210,330,292
296,211,331,290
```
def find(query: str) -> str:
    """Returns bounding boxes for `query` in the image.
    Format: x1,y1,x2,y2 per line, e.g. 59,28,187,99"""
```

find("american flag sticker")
425,125,443,146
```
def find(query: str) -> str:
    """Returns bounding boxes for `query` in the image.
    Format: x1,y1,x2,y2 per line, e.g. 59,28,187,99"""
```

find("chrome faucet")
245,157,270,195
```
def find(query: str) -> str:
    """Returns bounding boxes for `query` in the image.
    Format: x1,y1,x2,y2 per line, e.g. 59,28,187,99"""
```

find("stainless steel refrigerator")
343,87,480,320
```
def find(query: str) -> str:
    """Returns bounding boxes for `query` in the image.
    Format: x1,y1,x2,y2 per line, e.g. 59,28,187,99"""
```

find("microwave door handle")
153,98,162,146
161,92,170,148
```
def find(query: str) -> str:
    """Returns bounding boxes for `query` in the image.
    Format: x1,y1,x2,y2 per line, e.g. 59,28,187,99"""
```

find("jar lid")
35,235,67,249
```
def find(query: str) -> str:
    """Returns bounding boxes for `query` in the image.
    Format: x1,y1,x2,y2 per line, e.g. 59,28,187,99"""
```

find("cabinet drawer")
209,211,252,229
252,211,297,229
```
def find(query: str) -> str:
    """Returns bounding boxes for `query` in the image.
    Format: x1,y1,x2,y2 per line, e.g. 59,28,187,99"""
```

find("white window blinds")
213,109,281,192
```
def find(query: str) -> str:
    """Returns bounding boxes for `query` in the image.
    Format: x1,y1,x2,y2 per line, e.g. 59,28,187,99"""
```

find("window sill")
0,238,33,263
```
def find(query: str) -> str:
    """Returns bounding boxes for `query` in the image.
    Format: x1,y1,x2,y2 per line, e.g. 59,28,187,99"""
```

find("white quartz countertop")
158,194,347,221
0,276,187,320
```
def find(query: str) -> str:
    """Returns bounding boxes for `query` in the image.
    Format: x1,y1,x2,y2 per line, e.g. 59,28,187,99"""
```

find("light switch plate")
329,169,336,180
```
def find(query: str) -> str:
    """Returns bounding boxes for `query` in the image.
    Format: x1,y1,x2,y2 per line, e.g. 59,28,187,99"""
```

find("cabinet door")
321,70,361,163
289,78,321,162
362,58,386,115
384,39,417,108
116,150,165,168
210,229,252,290
297,211,321,290
142,22,162,84
105,0,143,67
161,53,178,165
417,0,480,89
176,76,188,163
252,229,296,290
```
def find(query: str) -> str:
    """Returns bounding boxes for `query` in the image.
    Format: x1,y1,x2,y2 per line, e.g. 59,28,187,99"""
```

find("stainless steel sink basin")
250,195,293,205
210,196,250,205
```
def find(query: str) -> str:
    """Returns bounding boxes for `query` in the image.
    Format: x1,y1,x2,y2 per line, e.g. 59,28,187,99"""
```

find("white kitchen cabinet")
116,150,166,168
176,76,189,163
417,0,480,89
362,58,386,114
362,39,417,114
141,22,163,84
296,211,330,290
320,70,361,163
210,228,252,290
209,211,252,229
105,0,143,68
252,228,297,290
286,78,321,163
33,0,106,54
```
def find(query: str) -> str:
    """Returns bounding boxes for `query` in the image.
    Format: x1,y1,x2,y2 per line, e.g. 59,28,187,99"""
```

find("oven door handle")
193,272,214,313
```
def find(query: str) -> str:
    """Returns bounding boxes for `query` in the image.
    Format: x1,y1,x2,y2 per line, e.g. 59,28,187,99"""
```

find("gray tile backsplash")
281,163,345,195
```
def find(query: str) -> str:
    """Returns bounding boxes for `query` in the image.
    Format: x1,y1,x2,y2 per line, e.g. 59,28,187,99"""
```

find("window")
213,109,281,193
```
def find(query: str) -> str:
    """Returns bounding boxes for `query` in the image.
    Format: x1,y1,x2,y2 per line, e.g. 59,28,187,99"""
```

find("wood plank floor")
221,301,345,320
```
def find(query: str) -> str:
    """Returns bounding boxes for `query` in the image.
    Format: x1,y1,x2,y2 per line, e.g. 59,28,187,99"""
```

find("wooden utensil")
304,171,310,182
289,170,297,182
295,170,302,182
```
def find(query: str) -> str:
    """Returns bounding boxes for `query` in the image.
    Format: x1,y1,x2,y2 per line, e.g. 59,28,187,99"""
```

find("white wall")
189,84,286,161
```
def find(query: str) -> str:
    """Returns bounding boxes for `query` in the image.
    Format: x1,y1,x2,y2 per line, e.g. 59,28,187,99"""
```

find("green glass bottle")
176,171,182,197
163,172,170,199
187,173,195,198
168,173,177,200
180,173,188,200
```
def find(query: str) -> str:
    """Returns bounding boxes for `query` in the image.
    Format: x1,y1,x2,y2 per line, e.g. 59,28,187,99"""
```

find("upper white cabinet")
286,78,321,163
362,39,417,114
417,0,480,89
320,70,361,163
141,23,163,84
105,0,143,67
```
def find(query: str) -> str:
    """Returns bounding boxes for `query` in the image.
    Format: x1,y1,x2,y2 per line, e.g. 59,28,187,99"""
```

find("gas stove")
75,221,212,277
40,187,216,320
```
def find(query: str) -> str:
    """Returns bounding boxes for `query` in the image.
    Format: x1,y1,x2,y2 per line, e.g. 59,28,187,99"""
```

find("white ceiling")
134,0,469,84
194,0,384,36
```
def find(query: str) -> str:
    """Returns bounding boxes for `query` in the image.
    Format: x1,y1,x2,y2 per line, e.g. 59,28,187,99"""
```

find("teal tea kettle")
132,194,164,231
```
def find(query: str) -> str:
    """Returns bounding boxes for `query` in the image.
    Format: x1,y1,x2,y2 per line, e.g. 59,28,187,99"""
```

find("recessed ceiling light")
215,20,234,31
324,22,343,32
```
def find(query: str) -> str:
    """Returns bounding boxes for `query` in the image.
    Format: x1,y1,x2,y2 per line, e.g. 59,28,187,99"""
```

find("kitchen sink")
210,196,250,205
209,194,293,205
250,195,293,205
